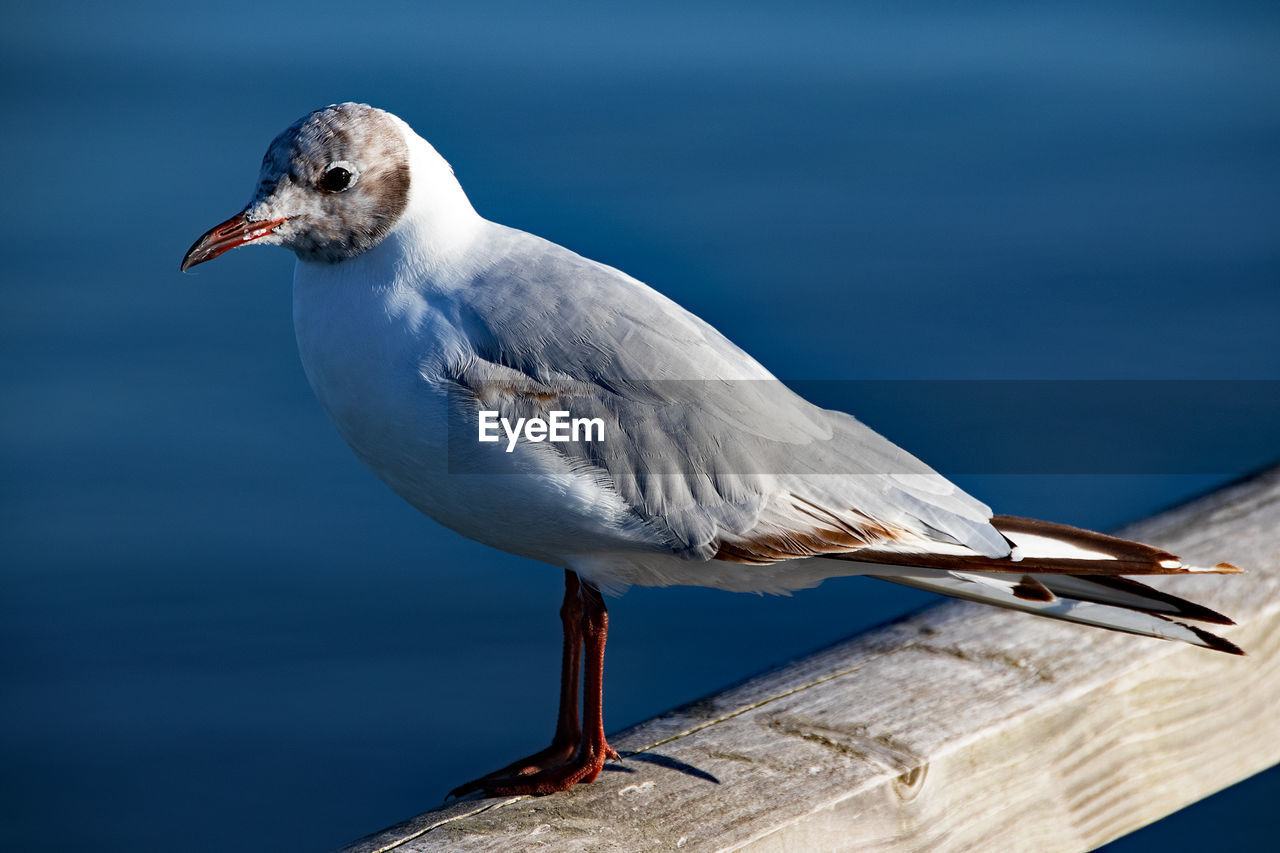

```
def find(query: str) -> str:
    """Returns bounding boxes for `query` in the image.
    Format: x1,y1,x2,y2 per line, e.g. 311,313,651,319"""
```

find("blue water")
3,3,1278,850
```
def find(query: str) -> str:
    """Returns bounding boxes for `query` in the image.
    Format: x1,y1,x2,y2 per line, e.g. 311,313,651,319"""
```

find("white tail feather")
868,568,1241,654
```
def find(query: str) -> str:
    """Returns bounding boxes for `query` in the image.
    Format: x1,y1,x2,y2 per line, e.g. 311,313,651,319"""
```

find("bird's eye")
319,163,355,193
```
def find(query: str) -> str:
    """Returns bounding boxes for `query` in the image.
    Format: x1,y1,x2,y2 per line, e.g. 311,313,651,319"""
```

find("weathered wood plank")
340,467,1280,853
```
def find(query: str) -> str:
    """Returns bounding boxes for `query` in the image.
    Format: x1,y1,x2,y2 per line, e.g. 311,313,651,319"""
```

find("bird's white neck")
406,127,484,249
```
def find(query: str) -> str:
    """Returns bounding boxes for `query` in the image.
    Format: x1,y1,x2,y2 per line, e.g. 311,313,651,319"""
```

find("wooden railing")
340,465,1280,852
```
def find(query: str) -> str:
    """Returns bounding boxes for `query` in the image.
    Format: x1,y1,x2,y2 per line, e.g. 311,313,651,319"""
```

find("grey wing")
446,226,1009,562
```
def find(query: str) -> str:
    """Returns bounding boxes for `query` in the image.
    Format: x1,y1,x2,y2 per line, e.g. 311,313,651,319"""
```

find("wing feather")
448,226,1004,560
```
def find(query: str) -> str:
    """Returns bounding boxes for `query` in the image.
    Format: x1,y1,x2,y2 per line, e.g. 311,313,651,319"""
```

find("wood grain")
340,466,1280,853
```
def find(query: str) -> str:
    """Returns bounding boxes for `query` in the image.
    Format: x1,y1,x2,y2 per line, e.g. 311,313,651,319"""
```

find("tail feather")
1036,574,1235,626
846,515,1243,576
848,515,1243,654
871,568,1243,655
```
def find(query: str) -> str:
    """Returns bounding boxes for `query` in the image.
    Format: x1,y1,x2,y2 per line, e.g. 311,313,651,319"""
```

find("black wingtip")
1186,623,1246,656
1164,599,1237,627
1077,576,1237,626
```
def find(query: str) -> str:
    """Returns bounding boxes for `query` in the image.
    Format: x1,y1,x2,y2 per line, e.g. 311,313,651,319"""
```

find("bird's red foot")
447,737,579,799
451,740,621,798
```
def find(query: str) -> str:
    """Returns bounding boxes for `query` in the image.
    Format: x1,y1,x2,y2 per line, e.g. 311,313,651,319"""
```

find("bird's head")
180,103,416,271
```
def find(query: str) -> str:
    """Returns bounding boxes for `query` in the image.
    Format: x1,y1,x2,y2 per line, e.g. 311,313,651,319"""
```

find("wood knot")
893,763,929,802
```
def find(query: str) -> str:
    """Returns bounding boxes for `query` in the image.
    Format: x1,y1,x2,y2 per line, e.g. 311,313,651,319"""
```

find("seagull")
181,103,1243,798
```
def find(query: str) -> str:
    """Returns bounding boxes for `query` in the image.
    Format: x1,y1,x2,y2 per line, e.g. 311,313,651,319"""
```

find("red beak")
180,210,289,271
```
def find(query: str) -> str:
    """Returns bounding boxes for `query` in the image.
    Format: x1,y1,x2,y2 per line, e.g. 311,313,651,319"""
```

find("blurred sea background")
3,2,1277,850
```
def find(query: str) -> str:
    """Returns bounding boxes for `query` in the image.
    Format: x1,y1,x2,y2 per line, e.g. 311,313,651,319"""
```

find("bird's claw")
446,739,620,798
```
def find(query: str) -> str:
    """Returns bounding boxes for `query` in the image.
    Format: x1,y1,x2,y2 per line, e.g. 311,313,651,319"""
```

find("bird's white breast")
293,246,455,510
290,232,668,570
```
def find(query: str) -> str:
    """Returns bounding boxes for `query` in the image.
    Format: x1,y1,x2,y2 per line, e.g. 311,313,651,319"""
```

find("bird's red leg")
447,570,587,799
574,581,623,779
548,571,584,754
451,576,620,797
